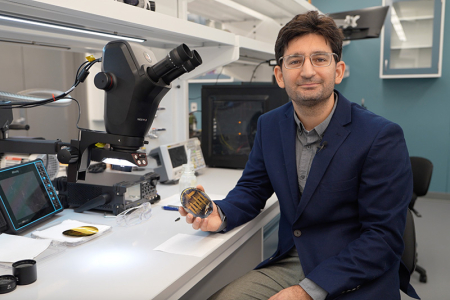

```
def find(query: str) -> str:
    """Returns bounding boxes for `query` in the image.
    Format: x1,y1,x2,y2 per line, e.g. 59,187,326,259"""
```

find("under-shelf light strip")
0,14,145,43
0,38,71,50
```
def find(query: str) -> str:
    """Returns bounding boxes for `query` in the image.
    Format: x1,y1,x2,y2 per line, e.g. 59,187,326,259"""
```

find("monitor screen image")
0,171,52,224
211,97,265,158
202,84,289,169
0,160,62,233
168,145,188,168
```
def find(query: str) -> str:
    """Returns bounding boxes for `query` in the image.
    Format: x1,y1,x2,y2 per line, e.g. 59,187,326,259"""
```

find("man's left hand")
268,285,313,300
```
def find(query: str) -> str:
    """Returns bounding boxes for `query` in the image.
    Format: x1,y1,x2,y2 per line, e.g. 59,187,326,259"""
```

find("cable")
215,66,224,85
68,97,103,138
0,57,101,109
70,97,82,131
0,58,101,141
249,60,270,83
75,60,90,82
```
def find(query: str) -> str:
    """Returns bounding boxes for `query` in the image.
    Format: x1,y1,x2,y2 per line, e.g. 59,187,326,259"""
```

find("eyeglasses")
116,202,152,227
279,53,338,69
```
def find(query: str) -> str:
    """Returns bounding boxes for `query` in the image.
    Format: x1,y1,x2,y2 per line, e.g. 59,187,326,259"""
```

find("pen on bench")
162,205,180,211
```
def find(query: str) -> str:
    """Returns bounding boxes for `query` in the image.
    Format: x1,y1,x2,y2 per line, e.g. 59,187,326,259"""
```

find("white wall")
0,43,88,142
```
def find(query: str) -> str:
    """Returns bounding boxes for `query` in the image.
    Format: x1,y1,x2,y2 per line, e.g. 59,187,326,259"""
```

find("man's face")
274,34,345,108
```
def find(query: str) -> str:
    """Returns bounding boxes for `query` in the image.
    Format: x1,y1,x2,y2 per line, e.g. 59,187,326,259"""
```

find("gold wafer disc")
62,226,99,237
180,188,213,218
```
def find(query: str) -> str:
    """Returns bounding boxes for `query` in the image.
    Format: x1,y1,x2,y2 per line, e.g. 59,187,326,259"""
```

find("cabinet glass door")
381,0,443,77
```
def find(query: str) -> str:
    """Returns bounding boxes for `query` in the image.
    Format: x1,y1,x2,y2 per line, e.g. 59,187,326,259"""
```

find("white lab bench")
0,168,280,300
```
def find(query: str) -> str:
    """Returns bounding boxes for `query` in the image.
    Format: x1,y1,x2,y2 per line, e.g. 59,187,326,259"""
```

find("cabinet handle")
384,59,388,70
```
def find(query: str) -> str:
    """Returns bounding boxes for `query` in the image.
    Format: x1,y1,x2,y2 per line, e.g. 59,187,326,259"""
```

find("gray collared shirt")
294,93,338,194
295,93,338,300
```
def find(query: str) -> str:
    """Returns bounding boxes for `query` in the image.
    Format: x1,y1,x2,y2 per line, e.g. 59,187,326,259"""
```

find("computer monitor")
328,6,389,40
201,84,289,169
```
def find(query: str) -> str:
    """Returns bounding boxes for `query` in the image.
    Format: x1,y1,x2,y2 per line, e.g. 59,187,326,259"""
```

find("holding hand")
178,185,223,232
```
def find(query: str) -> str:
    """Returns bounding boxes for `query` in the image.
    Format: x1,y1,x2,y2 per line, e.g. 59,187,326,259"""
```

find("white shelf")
391,45,432,50
237,36,275,62
232,0,317,20
393,0,435,21
399,15,434,21
0,0,319,68
187,0,318,23
0,0,236,52
0,0,310,76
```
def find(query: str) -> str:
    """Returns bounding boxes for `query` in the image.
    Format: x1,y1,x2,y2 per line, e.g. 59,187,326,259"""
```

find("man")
180,11,419,300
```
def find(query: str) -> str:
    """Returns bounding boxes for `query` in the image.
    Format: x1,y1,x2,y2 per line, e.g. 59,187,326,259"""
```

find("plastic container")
179,163,197,193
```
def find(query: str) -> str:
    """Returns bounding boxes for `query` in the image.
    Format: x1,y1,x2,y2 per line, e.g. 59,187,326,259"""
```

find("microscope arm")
0,138,70,156
66,129,148,183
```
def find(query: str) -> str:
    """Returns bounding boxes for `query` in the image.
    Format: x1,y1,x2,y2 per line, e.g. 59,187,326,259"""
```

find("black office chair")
409,157,433,218
409,156,433,283
399,209,418,296
402,209,416,275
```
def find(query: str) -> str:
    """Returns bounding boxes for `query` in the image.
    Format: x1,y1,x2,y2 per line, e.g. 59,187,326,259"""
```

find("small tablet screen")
0,160,62,233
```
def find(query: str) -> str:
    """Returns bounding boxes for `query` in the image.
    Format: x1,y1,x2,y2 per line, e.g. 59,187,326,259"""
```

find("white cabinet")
380,0,445,78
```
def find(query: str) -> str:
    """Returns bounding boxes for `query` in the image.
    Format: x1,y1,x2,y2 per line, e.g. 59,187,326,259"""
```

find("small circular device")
12,259,37,285
180,188,213,218
0,275,17,294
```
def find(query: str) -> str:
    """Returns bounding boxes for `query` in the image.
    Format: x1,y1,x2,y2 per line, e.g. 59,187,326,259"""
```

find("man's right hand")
178,184,223,232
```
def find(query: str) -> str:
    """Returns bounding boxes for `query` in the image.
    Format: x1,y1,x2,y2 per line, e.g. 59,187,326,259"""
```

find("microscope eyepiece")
162,50,203,84
185,50,203,71
147,44,193,82
170,44,193,66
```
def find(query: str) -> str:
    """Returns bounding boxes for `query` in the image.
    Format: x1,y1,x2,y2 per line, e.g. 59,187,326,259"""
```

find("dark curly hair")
275,11,344,67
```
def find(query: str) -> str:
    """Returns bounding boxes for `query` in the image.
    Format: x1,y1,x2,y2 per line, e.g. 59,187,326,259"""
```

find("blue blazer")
215,91,419,299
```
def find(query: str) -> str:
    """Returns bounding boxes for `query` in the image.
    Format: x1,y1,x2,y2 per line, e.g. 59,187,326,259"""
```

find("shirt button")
300,175,305,179
294,230,301,237
306,145,310,149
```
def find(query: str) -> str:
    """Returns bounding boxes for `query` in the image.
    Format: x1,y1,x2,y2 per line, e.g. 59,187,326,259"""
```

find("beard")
285,78,335,108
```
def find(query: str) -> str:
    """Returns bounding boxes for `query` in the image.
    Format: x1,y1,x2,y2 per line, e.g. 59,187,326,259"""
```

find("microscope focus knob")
57,147,80,164
94,72,114,91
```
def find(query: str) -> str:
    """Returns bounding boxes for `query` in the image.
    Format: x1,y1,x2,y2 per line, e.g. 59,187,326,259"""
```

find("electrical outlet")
190,102,198,112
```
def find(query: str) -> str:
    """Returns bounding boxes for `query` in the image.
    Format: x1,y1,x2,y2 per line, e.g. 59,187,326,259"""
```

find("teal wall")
312,0,450,193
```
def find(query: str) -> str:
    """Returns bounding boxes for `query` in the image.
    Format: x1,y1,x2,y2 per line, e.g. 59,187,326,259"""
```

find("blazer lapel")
295,92,352,218
279,104,300,209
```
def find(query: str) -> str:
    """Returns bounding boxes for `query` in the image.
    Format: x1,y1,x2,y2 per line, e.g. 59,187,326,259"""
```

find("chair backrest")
402,209,417,274
410,156,433,197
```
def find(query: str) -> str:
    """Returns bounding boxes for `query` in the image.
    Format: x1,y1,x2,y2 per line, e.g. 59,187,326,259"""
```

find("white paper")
154,233,224,257
32,219,111,244
0,234,52,263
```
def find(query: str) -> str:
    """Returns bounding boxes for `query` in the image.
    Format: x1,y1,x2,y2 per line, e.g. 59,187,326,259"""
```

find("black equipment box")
54,172,160,215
